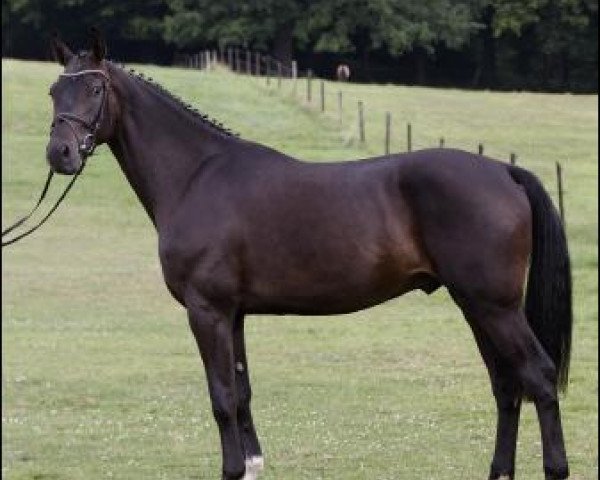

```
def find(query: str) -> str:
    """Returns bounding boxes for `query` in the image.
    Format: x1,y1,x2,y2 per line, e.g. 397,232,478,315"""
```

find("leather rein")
2,69,110,248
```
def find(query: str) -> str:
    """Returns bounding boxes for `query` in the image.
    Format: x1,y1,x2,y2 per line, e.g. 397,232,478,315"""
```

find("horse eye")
93,85,102,95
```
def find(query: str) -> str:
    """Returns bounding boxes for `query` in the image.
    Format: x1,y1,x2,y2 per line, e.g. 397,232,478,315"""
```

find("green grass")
2,59,597,480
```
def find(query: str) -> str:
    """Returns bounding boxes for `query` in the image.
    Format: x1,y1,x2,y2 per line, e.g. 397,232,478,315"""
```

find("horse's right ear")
50,32,73,66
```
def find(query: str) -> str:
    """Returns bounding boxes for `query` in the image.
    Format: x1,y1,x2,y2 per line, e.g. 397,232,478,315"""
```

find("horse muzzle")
46,138,83,175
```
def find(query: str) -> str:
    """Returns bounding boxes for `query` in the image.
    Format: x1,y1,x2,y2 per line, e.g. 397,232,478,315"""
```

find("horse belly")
242,224,435,315
245,266,433,315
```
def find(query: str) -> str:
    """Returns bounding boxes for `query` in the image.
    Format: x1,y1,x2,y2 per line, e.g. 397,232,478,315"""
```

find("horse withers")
42,31,572,480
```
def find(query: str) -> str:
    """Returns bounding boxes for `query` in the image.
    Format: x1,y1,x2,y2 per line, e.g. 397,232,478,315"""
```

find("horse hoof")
241,470,257,480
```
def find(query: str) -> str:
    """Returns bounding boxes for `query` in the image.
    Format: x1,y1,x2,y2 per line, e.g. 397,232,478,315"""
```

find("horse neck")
106,64,232,227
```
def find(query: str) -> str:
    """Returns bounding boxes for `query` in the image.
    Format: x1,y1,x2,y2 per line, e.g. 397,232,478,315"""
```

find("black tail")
508,166,573,392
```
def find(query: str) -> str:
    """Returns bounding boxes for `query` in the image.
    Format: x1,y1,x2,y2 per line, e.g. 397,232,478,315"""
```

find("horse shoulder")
157,193,244,307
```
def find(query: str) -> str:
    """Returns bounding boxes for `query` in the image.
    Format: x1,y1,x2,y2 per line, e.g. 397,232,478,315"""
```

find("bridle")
54,68,111,158
2,68,111,247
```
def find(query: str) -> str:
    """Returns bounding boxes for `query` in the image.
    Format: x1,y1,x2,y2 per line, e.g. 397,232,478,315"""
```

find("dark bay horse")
44,32,572,480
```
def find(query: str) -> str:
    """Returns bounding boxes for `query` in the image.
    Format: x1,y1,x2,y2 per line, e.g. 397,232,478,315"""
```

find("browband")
59,69,110,81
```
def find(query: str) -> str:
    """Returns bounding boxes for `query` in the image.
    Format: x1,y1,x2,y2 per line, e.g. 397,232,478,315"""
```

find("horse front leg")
233,313,264,478
187,298,246,480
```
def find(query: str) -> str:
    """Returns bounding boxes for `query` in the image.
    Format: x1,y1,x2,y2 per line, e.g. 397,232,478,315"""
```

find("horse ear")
50,32,73,66
89,27,107,62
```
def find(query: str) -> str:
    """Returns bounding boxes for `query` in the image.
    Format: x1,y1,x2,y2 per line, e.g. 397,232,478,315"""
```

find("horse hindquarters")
401,159,571,479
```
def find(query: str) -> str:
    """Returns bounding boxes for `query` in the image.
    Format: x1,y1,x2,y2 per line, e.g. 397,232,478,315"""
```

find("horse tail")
508,165,573,392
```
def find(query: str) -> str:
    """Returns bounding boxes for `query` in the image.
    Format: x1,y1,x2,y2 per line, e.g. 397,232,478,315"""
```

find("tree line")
2,0,597,92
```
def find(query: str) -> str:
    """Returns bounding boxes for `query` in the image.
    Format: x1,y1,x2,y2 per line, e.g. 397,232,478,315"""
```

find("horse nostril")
62,145,70,157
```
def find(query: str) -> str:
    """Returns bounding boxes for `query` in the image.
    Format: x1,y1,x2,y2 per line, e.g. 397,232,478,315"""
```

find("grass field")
2,58,597,479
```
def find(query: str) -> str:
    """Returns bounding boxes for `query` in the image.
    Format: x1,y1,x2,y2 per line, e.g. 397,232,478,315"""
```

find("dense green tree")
297,0,482,80
473,0,596,89
3,0,170,60
163,0,307,62
1,0,596,91
162,0,483,71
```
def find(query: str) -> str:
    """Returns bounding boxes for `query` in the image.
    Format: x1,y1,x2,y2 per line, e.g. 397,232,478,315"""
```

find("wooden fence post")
337,91,343,126
407,123,412,152
358,101,365,143
320,81,325,112
277,62,282,88
510,153,517,165
307,69,313,103
478,143,484,155
556,162,566,226
385,112,391,155
439,137,445,148
266,57,271,86
292,60,298,94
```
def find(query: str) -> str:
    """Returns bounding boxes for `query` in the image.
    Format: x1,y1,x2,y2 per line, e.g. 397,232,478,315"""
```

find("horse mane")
109,61,239,138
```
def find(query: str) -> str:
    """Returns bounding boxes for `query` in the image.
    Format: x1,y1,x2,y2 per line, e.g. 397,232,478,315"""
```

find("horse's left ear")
89,27,107,62
51,32,73,66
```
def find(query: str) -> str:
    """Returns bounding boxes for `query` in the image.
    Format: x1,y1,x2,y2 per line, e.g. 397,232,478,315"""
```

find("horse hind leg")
469,321,523,479
456,297,569,480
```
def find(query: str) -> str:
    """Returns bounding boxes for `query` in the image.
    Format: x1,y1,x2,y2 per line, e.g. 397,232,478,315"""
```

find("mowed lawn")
2,59,597,479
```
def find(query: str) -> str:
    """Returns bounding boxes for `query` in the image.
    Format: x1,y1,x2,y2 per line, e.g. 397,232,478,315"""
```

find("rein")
1,69,109,248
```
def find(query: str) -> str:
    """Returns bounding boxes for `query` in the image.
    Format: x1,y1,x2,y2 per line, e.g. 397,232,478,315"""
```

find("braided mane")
110,61,238,137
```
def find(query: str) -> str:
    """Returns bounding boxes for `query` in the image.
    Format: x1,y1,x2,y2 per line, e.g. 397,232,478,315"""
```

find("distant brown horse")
336,63,350,81
44,31,572,480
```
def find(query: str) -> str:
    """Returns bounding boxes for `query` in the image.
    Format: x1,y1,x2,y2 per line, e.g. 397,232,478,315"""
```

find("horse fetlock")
489,466,514,480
